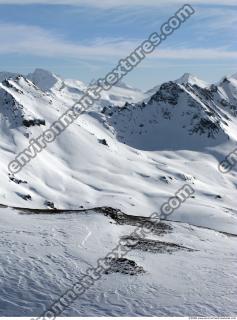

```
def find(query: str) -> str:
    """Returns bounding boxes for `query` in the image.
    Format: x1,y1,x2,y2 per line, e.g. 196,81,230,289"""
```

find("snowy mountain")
146,72,209,97
175,72,209,88
0,71,18,82
27,68,64,92
0,69,237,316
0,69,236,225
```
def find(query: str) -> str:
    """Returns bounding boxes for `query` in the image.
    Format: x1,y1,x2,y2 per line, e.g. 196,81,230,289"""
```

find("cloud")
0,24,134,59
153,48,237,60
193,7,237,33
0,0,236,6
0,23,236,61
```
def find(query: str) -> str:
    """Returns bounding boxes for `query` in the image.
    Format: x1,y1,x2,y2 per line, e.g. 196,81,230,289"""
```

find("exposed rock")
44,201,56,209
98,139,108,146
122,236,196,254
22,119,46,128
17,193,32,201
104,258,145,276
96,207,172,236
8,174,27,185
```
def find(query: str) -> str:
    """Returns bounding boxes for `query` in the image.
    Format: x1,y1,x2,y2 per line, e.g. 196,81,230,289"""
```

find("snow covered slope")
27,69,144,107
0,70,237,317
176,72,209,88
0,69,236,232
146,72,209,97
0,206,236,316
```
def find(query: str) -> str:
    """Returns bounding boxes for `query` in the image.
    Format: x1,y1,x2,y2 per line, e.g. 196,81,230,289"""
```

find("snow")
146,73,209,97
176,72,209,88
0,70,236,221
27,68,64,92
0,69,236,316
0,71,18,82
0,206,236,316
230,72,237,80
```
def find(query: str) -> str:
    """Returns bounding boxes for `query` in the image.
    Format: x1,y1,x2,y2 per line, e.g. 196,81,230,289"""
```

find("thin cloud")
153,48,237,60
0,23,236,61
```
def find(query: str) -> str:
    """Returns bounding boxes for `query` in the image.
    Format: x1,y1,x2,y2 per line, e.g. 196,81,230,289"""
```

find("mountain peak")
179,72,195,81
176,73,208,88
0,71,19,83
230,72,237,80
27,68,62,92
115,80,140,91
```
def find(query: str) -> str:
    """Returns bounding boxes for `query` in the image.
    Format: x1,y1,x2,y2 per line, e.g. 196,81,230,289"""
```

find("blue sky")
0,0,236,89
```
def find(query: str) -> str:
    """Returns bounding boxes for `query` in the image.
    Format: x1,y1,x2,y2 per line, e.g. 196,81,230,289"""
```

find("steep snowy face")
145,84,161,97
27,68,63,92
230,72,237,81
218,77,237,107
0,72,19,82
145,73,209,99
0,80,25,130
102,80,232,151
175,73,209,88
0,76,48,131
